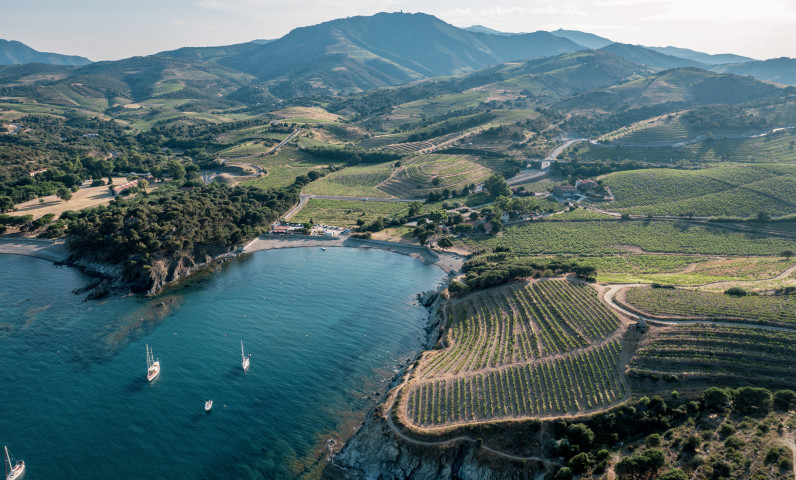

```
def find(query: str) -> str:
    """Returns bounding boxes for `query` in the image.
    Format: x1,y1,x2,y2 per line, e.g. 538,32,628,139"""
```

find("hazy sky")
1,0,793,61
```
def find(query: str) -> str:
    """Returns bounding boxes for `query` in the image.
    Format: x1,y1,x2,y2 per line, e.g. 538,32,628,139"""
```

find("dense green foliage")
66,183,299,287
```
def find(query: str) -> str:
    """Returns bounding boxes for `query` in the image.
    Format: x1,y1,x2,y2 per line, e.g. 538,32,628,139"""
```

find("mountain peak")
0,39,91,66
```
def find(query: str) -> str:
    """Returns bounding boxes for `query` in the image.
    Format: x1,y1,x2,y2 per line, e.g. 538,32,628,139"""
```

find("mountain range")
1,11,795,110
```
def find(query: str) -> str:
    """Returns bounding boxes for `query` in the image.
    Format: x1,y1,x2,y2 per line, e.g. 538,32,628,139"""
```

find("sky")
1,0,793,61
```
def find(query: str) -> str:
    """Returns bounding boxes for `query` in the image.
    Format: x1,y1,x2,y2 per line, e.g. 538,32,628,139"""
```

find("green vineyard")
623,287,796,326
405,339,625,426
601,164,796,218
402,280,628,428
629,324,796,389
417,281,621,379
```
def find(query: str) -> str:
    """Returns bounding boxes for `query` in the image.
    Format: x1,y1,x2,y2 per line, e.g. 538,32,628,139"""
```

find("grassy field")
623,286,796,326
460,219,796,256
241,148,334,190
302,163,396,198
401,280,626,428
601,164,796,218
290,198,414,227
630,324,796,389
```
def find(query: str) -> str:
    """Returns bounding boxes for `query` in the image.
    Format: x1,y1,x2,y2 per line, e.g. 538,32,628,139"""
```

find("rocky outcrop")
65,245,243,298
327,413,540,480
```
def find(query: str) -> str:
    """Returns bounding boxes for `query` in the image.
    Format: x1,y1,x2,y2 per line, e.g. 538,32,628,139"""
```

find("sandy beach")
244,235,465,274
0,237,68,262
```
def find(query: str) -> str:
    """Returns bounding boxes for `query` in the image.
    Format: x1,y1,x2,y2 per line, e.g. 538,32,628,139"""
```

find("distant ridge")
0,39,91,66
550,29,612,49
711,57,796,86
462,25,520,36
647,45,754,65
600,43,705,70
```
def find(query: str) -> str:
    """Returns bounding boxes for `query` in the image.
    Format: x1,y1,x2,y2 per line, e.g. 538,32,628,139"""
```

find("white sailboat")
146,344,160,382
4,446,24,480
241,340,250,371
205,400,213,413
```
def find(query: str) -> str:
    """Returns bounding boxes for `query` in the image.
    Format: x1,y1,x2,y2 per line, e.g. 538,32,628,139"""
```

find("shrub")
645,433,661,447
702,387,730,411
773,390,796,411
553,466,572,480
658,470,689,480
724,287,747,297
733,386,772,414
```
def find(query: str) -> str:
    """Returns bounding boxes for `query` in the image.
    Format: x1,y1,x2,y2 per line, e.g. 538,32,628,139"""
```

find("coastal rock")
86,279,110,300
72,277,102,295
327,413,537,480
417,290,438,307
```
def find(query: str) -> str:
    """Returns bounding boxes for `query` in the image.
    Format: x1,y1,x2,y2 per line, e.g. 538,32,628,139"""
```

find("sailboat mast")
241,341,244,360
5,446,10,475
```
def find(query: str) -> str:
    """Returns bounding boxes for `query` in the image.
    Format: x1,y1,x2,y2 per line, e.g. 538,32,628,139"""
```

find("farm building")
110,179,140,196
553,185,578,198
28,168,48,177
576,179,599,191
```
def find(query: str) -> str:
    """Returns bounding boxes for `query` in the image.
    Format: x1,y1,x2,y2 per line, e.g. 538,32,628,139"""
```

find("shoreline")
244,234,465,275
0,237,68,263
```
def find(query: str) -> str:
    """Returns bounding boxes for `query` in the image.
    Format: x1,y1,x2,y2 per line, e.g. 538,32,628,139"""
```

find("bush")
724,436,745,450
773,390,796,411
724,287,748,297
658,470,689,480
553,466,572,480
733,386,772,414
683,435,701,452
645,433,661,447
568,452,591,474
701,387,730,411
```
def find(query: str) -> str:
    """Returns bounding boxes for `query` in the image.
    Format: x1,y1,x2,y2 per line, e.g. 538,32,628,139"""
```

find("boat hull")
7,462,25,480
147,362,160,382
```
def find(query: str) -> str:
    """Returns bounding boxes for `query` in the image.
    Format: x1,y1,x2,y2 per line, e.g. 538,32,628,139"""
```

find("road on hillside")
265,128,302,155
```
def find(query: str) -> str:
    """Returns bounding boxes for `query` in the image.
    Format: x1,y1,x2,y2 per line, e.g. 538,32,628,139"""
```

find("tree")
408,201,423,217
782,250,795,260
566,423,595,451
56,187,72,202
437,237,453,250
483,174,511,198
773,390,796,411
702,387,730,411
0,195,13,213
168,161,186,180
657,470,688,480
615,448,665,480
138,179,149,194
733,386,772,414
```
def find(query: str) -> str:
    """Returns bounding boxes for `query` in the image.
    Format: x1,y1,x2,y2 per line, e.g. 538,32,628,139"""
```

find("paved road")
546,137,587,161
265,128,302,155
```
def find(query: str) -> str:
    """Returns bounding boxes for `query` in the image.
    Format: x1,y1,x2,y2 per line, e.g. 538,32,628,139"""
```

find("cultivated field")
622,286,796,326
291,198,413,228
461,219,796,256
379,154,513,198
302,163,396,198
601,164,796,218
629,324,796,390
400,280,628,428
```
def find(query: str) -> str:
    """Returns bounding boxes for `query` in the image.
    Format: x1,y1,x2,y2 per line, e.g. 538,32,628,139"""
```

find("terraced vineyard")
623,287,796,326
601,117,695,145
405,340,625,426
401,280,627,428
629,324,796,389
601,164,796,217
379,154,498,198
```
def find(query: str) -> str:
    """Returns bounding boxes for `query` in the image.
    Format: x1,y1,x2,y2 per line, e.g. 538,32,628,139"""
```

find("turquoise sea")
0,247,445,479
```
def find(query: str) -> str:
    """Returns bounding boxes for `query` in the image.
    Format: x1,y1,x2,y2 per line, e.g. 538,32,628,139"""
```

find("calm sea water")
0,247,445,479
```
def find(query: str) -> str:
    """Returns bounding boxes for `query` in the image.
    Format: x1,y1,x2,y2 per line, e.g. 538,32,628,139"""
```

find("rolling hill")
711,57,796,86
647,45,754,65
600,43,705,70
550,28,613,49
0,39,91,66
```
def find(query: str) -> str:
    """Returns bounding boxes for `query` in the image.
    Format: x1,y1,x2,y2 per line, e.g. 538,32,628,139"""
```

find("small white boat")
205,400,213,413
4,446,25,480
146,344,160,382
241,340,250,371
321,247,326,251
